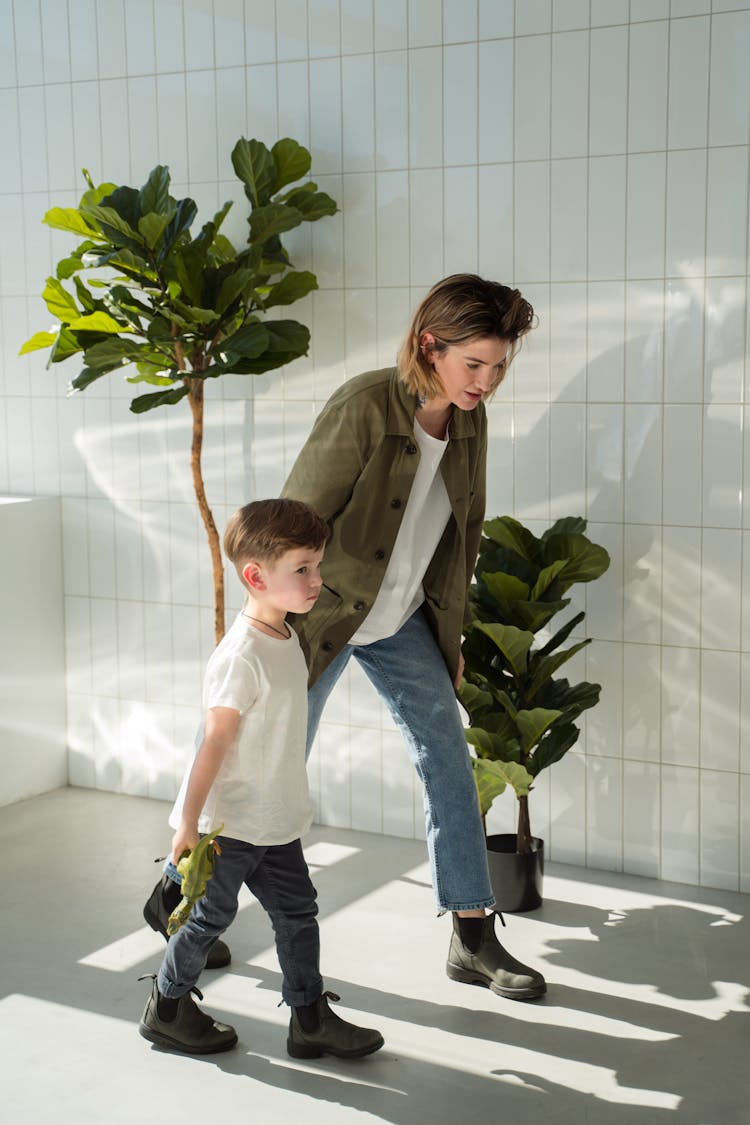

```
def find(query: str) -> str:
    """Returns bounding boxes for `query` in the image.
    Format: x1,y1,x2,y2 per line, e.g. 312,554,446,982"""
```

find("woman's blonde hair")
397,274,535,400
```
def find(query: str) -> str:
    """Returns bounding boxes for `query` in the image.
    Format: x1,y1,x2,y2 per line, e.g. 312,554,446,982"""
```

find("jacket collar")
386,367,477,440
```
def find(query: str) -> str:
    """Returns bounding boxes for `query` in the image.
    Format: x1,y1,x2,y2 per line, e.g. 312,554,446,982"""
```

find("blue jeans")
307,607,495,914
158,836,323,1008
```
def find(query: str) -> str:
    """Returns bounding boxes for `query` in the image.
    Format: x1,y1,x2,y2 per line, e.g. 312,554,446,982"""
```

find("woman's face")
422,335,511,411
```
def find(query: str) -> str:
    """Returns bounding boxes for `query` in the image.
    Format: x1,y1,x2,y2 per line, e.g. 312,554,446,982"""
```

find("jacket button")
390,498,402,509
405,443,417,454
322,641,334,652
374,549,385,560
353,600,365,611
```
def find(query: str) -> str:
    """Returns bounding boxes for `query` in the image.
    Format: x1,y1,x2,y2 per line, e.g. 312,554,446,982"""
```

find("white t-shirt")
349,416,452,645
169,612,313,846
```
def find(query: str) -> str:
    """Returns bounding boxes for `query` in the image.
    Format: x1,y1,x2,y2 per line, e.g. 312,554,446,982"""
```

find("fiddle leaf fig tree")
459,516,610,855
21,137,337,643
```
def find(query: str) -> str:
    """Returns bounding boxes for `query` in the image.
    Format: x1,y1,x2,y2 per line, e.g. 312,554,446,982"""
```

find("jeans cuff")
163,859,182,887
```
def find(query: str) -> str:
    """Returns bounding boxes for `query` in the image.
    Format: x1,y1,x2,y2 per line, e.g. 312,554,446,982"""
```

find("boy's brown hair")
223,499,328,580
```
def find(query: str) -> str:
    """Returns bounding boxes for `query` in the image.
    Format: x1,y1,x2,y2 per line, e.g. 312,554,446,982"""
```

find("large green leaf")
472,621,533,677
49,325,84,363
264,319,310,353
556,680,602,722
127,365,175,386
261,270,318,308
514,707,563,753
282,186,338,221
541,516,588,541
472,758,534,816
56,250,91,279
219,321,269,363
482,570,530,607
79,176,118,209
514,598,570,634
483,515,541,563
100,185,142,229
159,196,198,257
81,203,144,247
248,202,303,246
466,727,520,762
271,138,311,190
458,680,494,716
69,311,127,334
138,212,170,248
537,610,586,657
80,246,157,284
542,533,610,588
43,207,98,238
534,677,600,718
83,337,143,370
70,365,115,392
530,559,569,601
72,276,97,312
232,138,277,206
475,539,539,587
216,269,255,314
19,330,58,356
139,164,172,216
527,638,591,698
530,722,580,775
43,277,79,322
130,384,189,413
171,240,209,305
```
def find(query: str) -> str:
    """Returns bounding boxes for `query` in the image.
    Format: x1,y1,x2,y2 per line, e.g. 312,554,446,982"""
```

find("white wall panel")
667,16,710,148
375,0,407,51
478,40,513,164
708,9,750,147
550,30,588,159
627,20,668,152
514,35,550,162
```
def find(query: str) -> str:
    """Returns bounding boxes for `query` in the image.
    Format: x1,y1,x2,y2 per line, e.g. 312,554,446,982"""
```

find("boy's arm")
171,706,240,862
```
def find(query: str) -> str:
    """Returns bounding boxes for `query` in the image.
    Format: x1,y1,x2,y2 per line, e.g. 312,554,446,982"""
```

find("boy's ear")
242,561,266,591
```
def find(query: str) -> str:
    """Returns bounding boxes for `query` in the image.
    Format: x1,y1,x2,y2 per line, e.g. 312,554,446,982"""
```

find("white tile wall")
2,0,749,897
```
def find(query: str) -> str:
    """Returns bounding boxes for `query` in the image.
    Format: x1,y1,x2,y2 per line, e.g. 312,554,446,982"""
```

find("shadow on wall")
482,273,746,877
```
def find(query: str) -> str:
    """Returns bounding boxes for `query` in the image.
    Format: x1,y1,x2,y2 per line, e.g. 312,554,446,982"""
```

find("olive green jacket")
281,367,487,686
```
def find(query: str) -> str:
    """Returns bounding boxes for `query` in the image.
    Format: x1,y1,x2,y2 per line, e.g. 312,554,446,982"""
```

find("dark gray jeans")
157,835,323,1008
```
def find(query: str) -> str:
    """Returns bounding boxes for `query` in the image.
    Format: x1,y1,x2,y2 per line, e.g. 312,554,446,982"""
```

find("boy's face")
255,545,325,616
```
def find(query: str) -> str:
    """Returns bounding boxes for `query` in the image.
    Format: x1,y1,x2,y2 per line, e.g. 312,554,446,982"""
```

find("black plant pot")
486,833,544,912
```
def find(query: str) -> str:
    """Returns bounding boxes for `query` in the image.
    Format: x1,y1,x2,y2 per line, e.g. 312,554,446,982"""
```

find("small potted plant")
459,515,610,911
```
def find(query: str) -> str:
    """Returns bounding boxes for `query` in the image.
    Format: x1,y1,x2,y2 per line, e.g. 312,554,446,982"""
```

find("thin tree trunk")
517,794,532,855
186,378,225,645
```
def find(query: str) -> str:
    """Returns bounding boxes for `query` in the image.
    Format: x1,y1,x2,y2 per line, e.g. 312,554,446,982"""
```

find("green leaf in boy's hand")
166,824,224,936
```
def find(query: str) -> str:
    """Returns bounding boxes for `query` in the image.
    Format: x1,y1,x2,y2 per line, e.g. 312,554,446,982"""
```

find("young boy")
139,499,384,1059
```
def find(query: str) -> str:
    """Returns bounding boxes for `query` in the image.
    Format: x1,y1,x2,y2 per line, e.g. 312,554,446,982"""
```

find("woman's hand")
454,652,465,692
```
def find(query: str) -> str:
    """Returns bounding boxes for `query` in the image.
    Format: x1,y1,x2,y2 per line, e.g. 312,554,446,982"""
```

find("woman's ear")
242,561,265,591
420,332,436,362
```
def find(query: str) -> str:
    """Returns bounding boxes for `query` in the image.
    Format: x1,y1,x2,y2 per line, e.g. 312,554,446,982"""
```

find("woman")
282,275,545,1000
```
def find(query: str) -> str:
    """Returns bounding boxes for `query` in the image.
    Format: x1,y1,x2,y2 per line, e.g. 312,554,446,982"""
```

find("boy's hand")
171,821,199,865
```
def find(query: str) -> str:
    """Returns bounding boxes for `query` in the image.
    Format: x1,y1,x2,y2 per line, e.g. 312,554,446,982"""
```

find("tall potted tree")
21,137,337,643
459,515,610,910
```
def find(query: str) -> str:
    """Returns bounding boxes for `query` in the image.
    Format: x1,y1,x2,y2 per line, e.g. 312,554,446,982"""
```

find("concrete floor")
2,788,749,1125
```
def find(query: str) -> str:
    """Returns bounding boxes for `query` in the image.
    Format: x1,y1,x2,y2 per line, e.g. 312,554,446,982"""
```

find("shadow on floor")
2,788,748,1125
